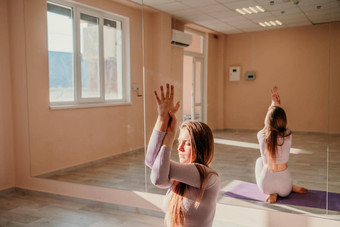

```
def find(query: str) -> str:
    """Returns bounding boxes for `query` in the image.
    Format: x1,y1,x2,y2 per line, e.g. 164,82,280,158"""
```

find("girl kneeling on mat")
255,86,308,203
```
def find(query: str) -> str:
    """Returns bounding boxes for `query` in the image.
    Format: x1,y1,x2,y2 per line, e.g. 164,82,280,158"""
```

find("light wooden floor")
42,130,340,216
0,190,164,227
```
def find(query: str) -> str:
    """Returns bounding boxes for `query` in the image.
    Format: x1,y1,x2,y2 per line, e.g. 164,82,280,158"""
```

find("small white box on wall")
229,66,240,81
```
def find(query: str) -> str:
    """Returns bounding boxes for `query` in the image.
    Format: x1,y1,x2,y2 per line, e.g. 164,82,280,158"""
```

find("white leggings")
255,157,292,197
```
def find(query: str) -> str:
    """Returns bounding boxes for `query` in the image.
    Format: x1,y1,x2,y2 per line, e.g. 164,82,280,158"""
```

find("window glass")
47,3,74,102
80,13,100,98
103,19,123,100
47,1,130,107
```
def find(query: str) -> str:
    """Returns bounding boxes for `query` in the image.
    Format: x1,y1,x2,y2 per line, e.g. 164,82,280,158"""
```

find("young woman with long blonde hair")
255,86,307,203
145,84,220,226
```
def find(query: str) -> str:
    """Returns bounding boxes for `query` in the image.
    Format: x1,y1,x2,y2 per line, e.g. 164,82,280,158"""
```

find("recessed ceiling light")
269,21,276,26
259,22,266,27
235,9,246,15
275,20,282,25
256,6,265,12
249,7,258,13
235,6,265,15
259,20,283,27
242,8,252,14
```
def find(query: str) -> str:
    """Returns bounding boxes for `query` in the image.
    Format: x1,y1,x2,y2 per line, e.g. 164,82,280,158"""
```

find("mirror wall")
29,0,146,192
28,0,340,220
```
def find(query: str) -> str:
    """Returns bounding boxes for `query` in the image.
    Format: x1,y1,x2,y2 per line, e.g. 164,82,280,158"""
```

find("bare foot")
292,185,308,193
265,193,278,203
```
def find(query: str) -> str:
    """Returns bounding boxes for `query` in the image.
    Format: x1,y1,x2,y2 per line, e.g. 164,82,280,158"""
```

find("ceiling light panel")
235,6,266,15
259,20,283,27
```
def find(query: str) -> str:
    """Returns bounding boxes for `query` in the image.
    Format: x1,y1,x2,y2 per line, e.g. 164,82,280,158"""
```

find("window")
47,1,130,108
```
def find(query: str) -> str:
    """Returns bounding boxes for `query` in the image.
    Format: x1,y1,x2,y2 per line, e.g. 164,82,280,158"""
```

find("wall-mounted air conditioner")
171,29,192,47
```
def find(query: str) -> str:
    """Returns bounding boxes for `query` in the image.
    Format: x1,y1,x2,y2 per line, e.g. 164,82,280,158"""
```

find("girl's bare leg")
292,185,308,193
265,193,278,203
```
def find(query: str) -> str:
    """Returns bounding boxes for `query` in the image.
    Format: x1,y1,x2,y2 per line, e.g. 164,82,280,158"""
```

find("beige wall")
1,0,340,225
329,23,340,134
207,34,225,130
1,0,184,181
22,0,145,176
224,23,340,134
0,0,15,190
143,10,184,139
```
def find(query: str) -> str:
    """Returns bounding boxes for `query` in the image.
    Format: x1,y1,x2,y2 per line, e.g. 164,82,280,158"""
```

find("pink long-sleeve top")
145,130,220,227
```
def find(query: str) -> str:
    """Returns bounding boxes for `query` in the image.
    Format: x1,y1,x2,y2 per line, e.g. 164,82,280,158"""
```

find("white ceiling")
130,0,340,34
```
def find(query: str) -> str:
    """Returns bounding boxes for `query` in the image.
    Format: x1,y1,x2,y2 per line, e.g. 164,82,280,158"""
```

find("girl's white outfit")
255,129,292,197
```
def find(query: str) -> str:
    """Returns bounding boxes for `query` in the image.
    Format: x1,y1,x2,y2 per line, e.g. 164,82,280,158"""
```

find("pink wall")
207,34,225,130
143,10,184,139
224,24,340,134
5,0,164,213
21,0,145,176
0,0,15,191
2,0,340,225
329,23,340,134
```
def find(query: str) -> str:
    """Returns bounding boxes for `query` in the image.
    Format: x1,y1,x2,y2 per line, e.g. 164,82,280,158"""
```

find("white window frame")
47,0,131,109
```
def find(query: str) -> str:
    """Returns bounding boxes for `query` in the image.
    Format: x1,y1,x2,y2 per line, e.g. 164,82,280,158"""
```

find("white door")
183,55,204,122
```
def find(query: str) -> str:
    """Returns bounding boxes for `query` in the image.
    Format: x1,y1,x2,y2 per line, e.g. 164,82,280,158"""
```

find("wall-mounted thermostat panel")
229,66,240,81
245,71,256,81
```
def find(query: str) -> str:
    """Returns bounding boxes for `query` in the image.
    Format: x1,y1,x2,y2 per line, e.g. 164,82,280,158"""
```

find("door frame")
183,28,208,123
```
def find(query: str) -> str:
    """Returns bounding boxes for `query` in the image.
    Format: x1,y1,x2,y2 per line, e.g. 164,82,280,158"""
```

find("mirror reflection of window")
47,3,74,102
104,19,123,100
80,13,100,99
47,1,130,107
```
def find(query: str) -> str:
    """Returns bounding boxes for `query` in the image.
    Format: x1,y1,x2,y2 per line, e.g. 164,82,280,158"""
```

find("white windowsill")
50,101,132,110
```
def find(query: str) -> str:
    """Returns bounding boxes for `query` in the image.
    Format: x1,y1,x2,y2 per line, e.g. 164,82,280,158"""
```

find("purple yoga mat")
223,182,340,211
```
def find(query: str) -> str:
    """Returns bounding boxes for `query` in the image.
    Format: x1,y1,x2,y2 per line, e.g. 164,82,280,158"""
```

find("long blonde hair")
166,121,216,226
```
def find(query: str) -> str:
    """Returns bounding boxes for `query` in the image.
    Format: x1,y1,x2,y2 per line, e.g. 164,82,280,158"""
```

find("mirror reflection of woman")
145,84,220,226
255,86,308,203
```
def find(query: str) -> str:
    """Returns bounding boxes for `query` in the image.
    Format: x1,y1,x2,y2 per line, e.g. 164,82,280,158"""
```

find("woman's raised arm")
145,84,179,168
270,86,281,108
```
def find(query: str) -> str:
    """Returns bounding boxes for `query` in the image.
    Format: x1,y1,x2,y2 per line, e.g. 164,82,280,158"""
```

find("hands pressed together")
271,86,281,107
154,84,180,147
